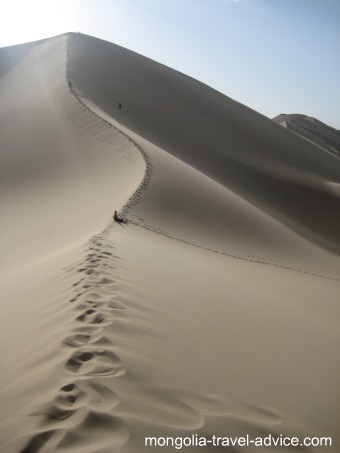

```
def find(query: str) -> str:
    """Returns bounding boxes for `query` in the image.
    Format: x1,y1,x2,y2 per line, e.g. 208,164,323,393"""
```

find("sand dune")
0,33,339,453
273,114,340,158
68,33,340,256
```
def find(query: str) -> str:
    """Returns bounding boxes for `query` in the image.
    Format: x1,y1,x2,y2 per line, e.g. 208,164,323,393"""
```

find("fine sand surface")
0,33,339,453
273,114,340,158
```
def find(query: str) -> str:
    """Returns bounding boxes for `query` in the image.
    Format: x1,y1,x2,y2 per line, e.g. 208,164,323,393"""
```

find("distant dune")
273,113,340,157
1,33,339,453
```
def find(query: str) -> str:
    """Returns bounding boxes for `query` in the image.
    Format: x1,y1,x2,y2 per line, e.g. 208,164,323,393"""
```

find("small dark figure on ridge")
114,211,125,223
118,102,122,109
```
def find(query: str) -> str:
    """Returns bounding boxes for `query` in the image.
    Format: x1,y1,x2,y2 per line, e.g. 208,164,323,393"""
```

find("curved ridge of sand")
1,33,339,453
67,33,340,256
0,34,145,276
82,94,340,280
0,34,145,452
63,37,153,220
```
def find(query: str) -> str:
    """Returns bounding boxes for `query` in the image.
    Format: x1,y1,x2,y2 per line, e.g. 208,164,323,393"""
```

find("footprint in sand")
57,412,128,451
19,380,123,453
63,333,92,347
72,278,85,287
102,251,113,257
76,308,107,324
29,385,88,430
63,331,112,348
65,348,125,376
69,291,85,302
85,299,101,307
77,266,94,275
86,272,117,284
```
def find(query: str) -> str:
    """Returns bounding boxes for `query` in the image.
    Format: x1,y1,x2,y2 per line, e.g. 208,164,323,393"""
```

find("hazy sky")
1,0,339,128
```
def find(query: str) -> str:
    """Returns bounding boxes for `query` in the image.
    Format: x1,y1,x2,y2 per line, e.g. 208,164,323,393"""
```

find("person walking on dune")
114,211,125,223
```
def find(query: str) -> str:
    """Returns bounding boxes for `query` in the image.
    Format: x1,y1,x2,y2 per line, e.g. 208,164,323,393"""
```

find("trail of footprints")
129,216,340,281
20,233,128,453
19,40,144,451
65,233,126,379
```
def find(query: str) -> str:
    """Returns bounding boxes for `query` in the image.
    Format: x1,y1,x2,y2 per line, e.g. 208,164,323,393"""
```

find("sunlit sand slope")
0,34,144,451
0,34,144,275
0,33,339,453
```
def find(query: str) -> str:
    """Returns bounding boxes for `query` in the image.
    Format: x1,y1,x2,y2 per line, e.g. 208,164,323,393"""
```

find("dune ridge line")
66,41,339,281
65,36,153,220
1,33,339,453
12,35,148,453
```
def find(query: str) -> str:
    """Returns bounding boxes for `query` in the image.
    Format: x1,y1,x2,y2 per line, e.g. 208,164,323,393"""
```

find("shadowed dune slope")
273,113,340,157
68,33,340,255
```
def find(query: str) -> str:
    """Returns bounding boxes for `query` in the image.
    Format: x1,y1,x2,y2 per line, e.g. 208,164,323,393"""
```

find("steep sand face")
1,33,339,453
68,33,340,255
84,99,340,275
273,114,340,157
